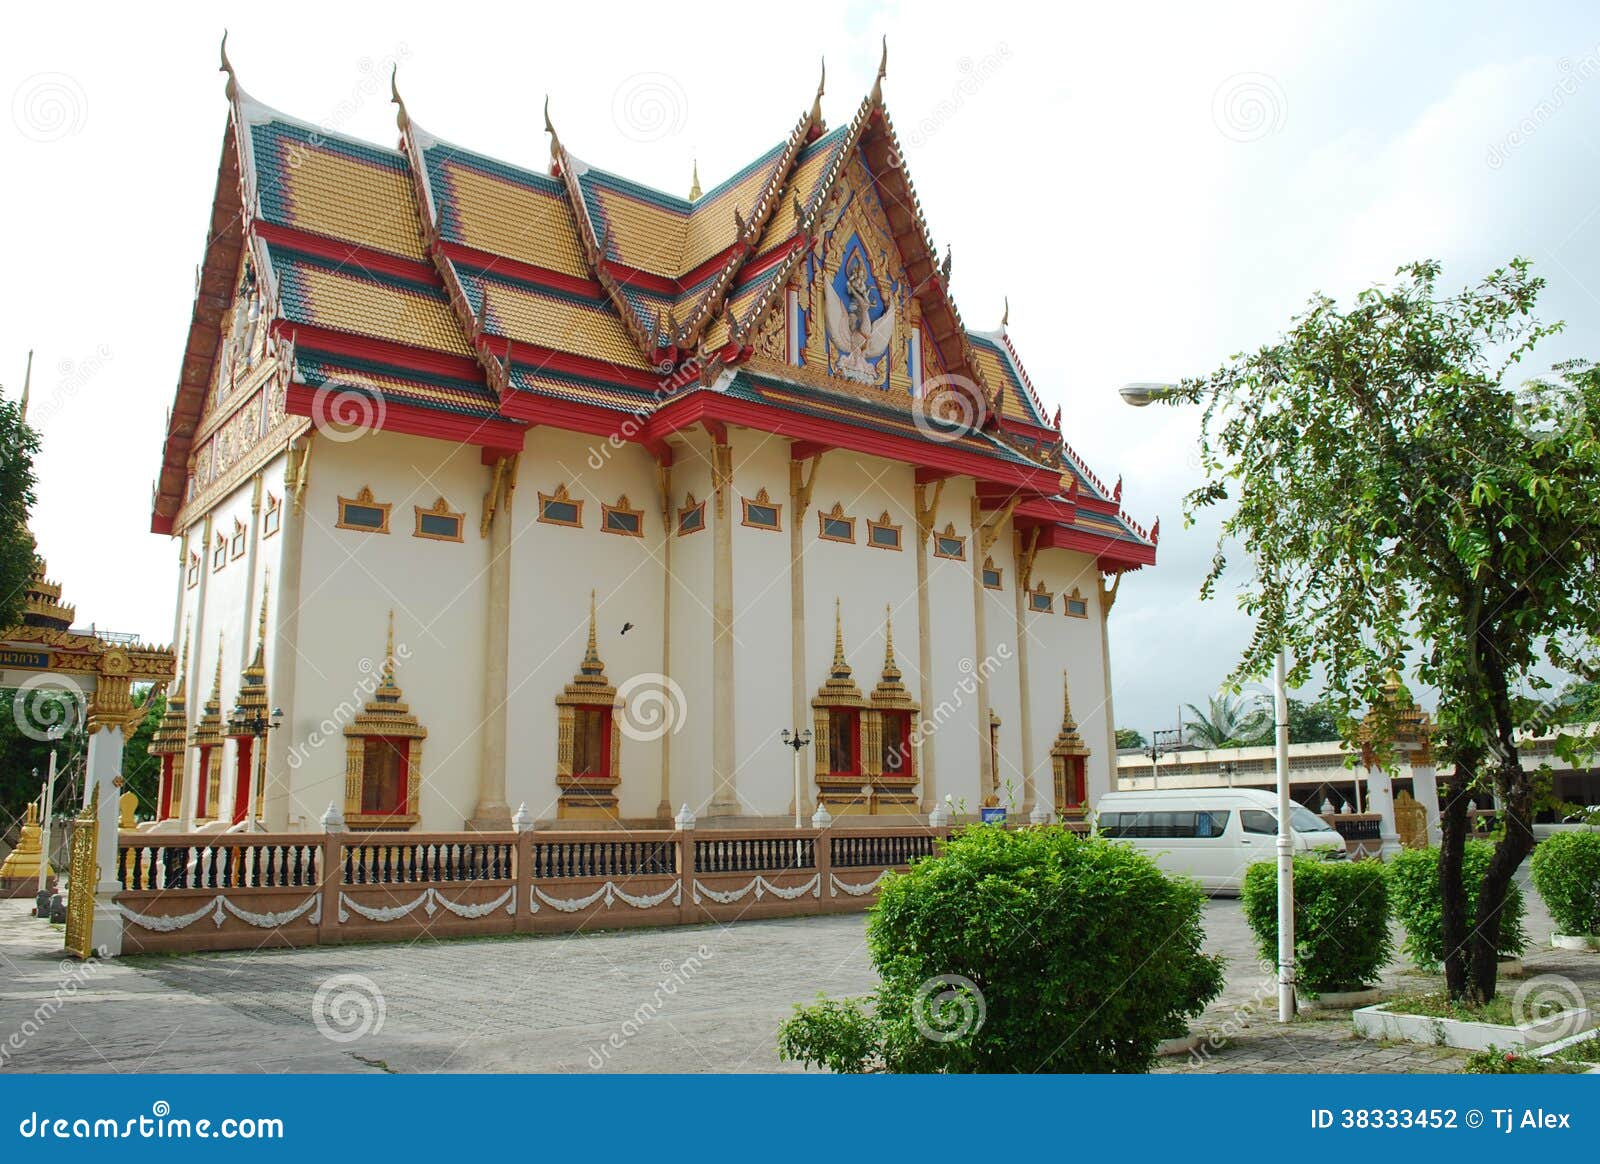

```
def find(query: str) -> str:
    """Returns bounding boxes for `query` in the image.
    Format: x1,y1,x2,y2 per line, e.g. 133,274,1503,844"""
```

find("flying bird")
620,622,635,636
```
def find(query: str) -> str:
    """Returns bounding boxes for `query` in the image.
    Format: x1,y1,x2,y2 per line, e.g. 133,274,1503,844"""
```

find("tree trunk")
1467,760,1536,1001
1437,764,1473,1000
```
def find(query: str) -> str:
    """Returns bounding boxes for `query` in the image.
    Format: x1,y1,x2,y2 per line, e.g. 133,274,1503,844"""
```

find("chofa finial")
390,63,408,131
219,30,238,99
871,36,888,104
1001,296,1009,329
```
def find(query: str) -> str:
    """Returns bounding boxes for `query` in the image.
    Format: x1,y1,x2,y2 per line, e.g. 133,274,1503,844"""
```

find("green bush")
777,825,1225,1073
1386,842,1528,969
1530,830,1600,936
1240,857,1392,995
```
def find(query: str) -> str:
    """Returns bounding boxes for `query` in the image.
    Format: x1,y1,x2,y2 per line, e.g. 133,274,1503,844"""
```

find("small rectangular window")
212,539,226,571
337,489,391,534
262,497,281,538
602,502,643,537
818,509,855,543
1028,590,1053,612
934,535,965,560
982,567,1003,590
229,524,246,559
742,500,781,530
187,554,200,589
418,512,462,540
538,486,583,529
866,517,902,551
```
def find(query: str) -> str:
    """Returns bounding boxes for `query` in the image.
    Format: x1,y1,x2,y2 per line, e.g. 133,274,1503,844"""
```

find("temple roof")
149,44,1156,572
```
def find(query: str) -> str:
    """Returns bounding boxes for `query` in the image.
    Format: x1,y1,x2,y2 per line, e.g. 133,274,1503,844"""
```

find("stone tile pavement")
0,878,1590,1074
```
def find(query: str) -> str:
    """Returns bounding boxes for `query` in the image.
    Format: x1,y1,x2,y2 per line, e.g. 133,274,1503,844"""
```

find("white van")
1092,788,1349,894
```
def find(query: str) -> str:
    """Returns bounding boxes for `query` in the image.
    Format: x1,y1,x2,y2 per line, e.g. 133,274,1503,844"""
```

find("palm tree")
1183,692,1270,749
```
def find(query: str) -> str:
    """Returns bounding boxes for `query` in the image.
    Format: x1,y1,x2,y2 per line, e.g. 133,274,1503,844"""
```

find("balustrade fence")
111,825,949,955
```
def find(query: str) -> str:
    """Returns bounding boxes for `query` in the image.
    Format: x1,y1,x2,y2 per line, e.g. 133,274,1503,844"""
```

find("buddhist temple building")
147,40,1156,833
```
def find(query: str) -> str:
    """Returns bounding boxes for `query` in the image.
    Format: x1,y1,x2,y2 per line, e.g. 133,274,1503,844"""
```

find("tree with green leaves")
1115,727,1147,749
1181,258,1600,1003
0,389,40,632
1183,691,1269,748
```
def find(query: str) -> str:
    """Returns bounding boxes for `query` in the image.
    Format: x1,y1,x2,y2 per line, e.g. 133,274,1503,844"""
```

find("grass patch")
1381,990,1571,1026
1547,1035,1600,1065
1463,1045,1585,1074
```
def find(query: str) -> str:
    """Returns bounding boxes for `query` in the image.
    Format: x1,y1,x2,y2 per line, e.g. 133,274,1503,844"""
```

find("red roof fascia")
475,336,669,394
269,319,486,383
435,240,604,300
252,221,441,287
285,382,525,450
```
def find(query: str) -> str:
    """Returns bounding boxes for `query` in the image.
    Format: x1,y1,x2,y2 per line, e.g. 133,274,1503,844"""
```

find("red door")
231,739,253,825
158,755,176,819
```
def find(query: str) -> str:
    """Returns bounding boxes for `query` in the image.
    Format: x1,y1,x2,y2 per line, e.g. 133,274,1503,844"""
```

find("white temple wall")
728,433,798,816
1024,546,1114,810
289,431,489,828
505,427,666,821
921,478,989,813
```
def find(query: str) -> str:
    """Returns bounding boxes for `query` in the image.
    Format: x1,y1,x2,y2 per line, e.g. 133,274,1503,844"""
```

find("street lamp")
226,704,283,832
779,728,813,830
1120,380,1297,1023
1219,761,1239,788
35,712,74,918
1145,727,1181,789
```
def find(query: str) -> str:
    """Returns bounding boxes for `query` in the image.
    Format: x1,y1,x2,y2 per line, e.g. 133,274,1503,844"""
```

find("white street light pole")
780,729,813,829
1120,381,1296,1023
35,751,58,901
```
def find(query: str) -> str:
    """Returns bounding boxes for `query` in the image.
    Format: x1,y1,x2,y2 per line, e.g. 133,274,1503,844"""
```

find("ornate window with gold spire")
1050,672,1092,817
188,641,226,821
342,612,426,830
148,623,191,821
555,592,622,819
864,606,920,812
812,599,866,809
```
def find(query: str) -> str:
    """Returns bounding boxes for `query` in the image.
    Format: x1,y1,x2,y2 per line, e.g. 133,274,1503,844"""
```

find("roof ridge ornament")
811,58,826,126
689,158,702,201
219,30,238,100
390,63,409,131
543,93,561,160
871,36,888,105
1001,296,1009,329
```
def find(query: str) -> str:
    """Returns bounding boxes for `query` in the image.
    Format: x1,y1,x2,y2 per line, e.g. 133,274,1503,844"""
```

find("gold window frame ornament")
186,552,201,589
811,599,868,813
981,556,1003,590
229,519,247,560
342,612,425,831
413,496,466,543
866,511,903,552
741,487,783,531
554,593,623,820
1064,586,1090,619
1049,671,1092,818
336,486,392,534
262,493,282,538
677,493,706,536
212,534,227,572
817,502,856,544
1027,580,1054,613
932,522,966,561
537,482,584,529
600,494,645,538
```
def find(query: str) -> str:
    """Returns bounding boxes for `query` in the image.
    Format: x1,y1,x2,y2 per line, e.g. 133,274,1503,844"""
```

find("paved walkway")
0,884,1587,1074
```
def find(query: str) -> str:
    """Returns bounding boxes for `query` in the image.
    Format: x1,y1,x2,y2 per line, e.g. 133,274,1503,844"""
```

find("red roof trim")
252,221,440,286
285,383,525,450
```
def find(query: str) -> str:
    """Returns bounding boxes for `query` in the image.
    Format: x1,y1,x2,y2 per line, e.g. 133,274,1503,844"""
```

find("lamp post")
226,704,282,832
35,715,72,917
1219,761,1238,788
1145,727,1181,789
780,728,813,830
1120,380,1296,1023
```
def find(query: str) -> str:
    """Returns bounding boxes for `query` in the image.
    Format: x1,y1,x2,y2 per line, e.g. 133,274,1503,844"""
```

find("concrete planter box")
1354,1002,1595,1052
1552,933,1600,952
1299,987,1384,1011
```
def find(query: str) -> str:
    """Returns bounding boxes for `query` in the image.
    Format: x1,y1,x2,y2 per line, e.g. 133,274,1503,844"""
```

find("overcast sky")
3,0,1597,735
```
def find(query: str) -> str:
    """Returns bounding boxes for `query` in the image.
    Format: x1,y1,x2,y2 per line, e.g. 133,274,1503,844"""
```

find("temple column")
1361,744,1403,858
472,454,517,830
1096,571,1123,802
656,460,674,820
1410,745,1442,846
264,440,308,830
788,449,823,821
710,436,737,816
84,677,135,957
183,515,214,827
1011,528,1039,818
969,497,993,803
913,481,942,813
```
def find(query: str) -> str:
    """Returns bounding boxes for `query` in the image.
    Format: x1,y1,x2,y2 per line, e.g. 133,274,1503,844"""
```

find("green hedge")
777,826,1225,1073
1387,842,1528,969
1241,857,1392,995
1531,830,1600,937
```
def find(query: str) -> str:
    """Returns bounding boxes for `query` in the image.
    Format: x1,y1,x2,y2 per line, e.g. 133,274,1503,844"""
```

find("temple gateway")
146,44,1156,835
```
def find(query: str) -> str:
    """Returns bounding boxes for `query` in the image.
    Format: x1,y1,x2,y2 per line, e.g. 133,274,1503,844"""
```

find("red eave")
285,383,524,450
269,320,486,383
253,221,440,287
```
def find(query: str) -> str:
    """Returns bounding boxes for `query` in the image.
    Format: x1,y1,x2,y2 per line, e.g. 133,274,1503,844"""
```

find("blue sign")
980,807,1007,824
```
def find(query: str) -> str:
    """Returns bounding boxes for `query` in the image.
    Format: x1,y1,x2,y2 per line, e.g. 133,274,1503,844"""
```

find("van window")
1241,809,1276,835
1100,810,1229,839
1290,805,1336,832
